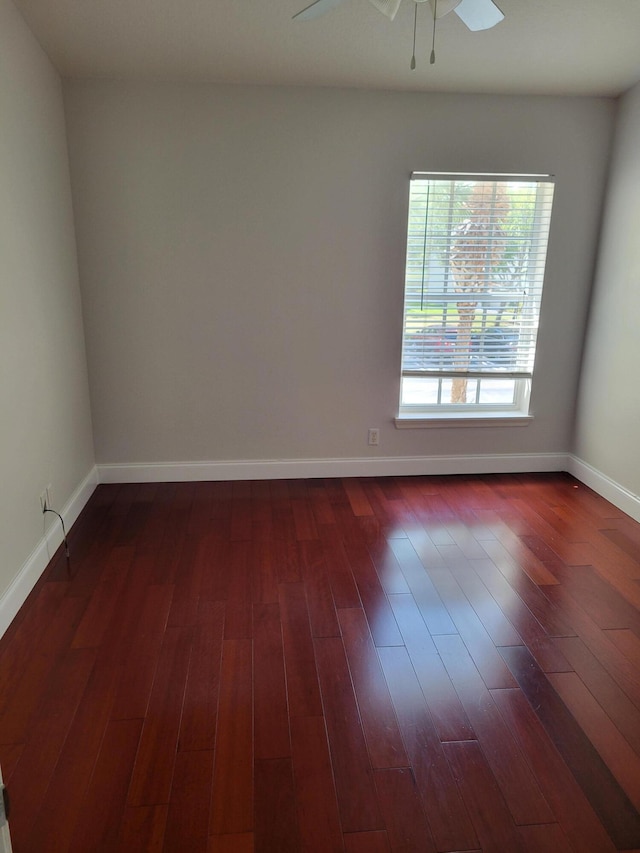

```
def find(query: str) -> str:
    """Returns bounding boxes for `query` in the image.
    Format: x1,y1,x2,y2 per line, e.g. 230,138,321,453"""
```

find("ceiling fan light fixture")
293,0,504,36
368,0,403,20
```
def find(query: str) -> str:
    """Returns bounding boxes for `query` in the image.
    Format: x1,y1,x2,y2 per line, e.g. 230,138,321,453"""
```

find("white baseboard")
568,455,640,523
0,466,98,639
97,452,570,484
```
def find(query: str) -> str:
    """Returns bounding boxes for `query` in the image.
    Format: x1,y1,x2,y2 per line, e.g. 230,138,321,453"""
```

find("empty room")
1,0,640,850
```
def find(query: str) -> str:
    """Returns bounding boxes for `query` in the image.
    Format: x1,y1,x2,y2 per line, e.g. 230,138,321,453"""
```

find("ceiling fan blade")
453,0,503,31
428,0,463,20
368,0,403,21
293,0,348,21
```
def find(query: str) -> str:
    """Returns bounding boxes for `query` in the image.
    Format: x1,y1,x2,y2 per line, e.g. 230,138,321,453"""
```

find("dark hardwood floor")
2,473,640,851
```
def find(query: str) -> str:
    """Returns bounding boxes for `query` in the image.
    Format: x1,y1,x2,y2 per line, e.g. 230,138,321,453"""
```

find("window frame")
396,172,555,425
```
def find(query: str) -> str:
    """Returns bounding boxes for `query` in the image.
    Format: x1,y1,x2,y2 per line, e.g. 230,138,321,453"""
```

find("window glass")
399,173,554,415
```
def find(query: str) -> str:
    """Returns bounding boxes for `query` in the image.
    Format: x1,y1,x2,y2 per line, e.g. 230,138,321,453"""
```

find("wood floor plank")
196,537,231,603
548,563,640,631
343,479,374,517
178,599,225,753
250,538,279,605
447,516,495,553
542,583,640,708
111,583,176,721
478,538,575,636
314,636,384,833
343,539,404,647
273,538,302,584
151,488,198,585
163,749,215,853
443,739,527,853
4,646,96,845
208,834,254,853
2,474,640,852
343,830,391,852
500,643,640,849
223,541,253,640
607,626,640,667
253,602,290,760
70,544,135,648
337,607,408,769
492,687,618,853
510,497,591,566
127,625,193,807
168,537,203,627
290,715,344,853
471,557,574,673
387,593,475,742
358,489,410,543
552,509,640,593
475,514,560,586
373,767,437,853
359,478,393,535
319,535,362,609
519,823,575,852
299,539,340,638
0,594,87,744
0,742,23,783
514,490,598,551
278,581,323,718
406,494,456,547
433,634,554,826
425,560,518,690
554,635,640,756
377,645,479,852
254,758,301,852
437,543,523,646
388,538,456,635
70,717,143,851
292,497,319,541
118,805,168,852
547,670,640,811
272,498,298,548
402,522,448,573
63,514,137,599
308,478,337,526
602,526,640,565
210,638,253,835
366,539,411,596
0,581,67,699
24,648,122,850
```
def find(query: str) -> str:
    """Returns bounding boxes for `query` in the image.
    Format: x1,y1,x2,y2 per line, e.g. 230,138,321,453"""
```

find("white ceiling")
13,0,640,97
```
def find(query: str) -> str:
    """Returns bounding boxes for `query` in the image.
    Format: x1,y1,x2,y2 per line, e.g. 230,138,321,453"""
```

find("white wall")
0,0,95,611
573,81,640,499
63,81,615,471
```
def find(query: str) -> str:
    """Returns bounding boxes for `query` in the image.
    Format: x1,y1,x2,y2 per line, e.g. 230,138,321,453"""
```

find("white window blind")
402,173,555,382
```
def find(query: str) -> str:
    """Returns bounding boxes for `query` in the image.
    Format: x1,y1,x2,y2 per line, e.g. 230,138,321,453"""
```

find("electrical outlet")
368,428,380,446
40,489,48,513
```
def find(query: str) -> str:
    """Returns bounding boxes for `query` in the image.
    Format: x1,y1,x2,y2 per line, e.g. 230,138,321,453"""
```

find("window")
397,173,555,425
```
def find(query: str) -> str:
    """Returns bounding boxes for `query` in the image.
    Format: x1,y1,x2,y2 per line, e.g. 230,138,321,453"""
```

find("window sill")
395,412,534,429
